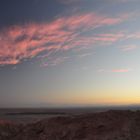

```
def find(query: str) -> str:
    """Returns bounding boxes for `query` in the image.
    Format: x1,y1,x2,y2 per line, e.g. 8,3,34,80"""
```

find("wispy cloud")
41,56,69,67
0,12,130,66
111,69,132,73
98,68,132,73
120,45,137,51
78,53,93,58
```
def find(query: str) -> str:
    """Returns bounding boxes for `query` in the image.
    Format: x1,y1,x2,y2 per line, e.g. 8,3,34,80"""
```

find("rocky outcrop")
1,110,140,140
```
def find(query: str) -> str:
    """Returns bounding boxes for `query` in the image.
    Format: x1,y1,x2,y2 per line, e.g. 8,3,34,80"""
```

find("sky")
0,0,140,108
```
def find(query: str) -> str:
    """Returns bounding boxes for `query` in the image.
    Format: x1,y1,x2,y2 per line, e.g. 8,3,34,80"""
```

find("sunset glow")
0,0,140,107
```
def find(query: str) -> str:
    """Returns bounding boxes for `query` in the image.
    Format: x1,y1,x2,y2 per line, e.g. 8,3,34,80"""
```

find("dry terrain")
1,110,140,140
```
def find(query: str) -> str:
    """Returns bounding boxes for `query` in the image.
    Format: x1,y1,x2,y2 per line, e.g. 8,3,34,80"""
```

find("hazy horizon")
0,0,140,108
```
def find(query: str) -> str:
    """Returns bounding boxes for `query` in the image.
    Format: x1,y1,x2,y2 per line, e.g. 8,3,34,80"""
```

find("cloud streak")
120,45,137,51
0,12,130,66
111,69,132,73
98,68,132,73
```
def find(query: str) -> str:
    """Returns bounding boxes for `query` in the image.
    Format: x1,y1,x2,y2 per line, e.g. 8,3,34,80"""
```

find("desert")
1,110,140,140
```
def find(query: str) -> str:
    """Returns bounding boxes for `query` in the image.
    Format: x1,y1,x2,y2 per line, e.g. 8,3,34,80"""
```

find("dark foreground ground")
1,110,140,140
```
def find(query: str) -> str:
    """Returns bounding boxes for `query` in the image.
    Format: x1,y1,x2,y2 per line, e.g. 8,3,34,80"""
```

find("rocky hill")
1,110,140,140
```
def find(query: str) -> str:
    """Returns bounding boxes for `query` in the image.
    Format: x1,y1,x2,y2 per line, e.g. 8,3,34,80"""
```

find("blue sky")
0,0,140,107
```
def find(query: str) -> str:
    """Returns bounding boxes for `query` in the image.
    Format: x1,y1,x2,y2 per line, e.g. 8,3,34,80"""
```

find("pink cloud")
70,32,125,51
111,69,131,73
0,12,129,66
93,33,124,43
98,68,132,73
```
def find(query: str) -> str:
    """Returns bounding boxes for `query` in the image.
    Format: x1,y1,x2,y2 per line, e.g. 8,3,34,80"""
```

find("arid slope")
1,110,140,140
